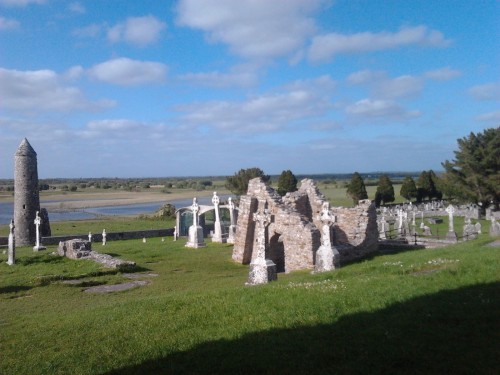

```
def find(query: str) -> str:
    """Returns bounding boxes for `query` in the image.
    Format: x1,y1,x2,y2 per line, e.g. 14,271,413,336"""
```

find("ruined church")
232,178,378,273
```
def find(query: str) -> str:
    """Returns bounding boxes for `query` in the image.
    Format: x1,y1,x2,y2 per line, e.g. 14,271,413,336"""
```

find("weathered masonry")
232,178,378,273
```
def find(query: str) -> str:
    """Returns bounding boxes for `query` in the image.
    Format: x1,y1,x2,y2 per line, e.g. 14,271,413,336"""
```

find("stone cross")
191,197,200,227
319,201,335,248
211,192,223,242
252,204,271,264
446,205,456,232
7,219,15,265
102,229,107,246
227,197,237,244
33,211,46,251
88,232,92,242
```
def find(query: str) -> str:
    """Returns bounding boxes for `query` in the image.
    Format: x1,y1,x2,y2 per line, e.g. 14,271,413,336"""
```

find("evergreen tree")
400,176,418,201
441,127,500,207
346,172,368,205
416,170,441,201
225,167,270,196
374,174,395,206
277,170,298,196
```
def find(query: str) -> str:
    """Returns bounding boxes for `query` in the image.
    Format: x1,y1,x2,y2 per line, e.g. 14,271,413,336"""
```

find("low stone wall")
42,228,174,246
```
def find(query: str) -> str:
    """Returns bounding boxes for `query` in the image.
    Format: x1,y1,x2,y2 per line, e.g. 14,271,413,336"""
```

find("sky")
0,0,498,178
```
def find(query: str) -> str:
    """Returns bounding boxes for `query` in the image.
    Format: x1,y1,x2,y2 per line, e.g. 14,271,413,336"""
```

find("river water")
0,196,231,224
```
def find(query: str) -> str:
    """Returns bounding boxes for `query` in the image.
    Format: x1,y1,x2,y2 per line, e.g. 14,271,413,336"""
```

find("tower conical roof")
15,138,37,157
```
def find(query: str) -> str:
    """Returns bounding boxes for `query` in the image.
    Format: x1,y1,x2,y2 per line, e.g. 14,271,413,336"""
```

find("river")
0,196,231,225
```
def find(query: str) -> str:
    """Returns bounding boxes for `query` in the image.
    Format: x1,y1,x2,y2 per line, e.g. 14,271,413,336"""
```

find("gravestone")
475,221,482,234
33,211,46,251
489,217,500,237
102,229,107,246
226,197,237,244
185,198,206,248
246,202,277,285
211,192,224,243
314,202,339,272
462,217,477,240
445,205,458,242
7,219,15,266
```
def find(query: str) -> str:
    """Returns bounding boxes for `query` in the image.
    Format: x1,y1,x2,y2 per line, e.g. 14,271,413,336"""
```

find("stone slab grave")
57,239,136,269
427,217,443,224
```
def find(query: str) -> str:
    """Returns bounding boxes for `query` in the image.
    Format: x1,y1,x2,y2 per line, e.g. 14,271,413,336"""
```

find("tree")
441,127,500,208
225,167,270,196
374,174,395,206
416,170,441,201
277,170,298,196
346,172,368,205
400,176,418,201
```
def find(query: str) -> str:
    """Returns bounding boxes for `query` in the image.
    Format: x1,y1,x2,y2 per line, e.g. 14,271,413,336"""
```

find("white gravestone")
227,197,237,244
88,232,92,242
211,192,224,243
445,205,458,241
314,202,340,272
33,211,46,251
185,198,206,248
7,219,15,265
246,202,277,285
102,229,107,246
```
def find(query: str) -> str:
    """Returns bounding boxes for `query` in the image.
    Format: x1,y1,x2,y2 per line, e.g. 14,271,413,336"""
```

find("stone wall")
232,178,378,273
42,228,174,245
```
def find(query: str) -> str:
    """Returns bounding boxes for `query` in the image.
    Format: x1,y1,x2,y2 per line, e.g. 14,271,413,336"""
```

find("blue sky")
0,0,498,178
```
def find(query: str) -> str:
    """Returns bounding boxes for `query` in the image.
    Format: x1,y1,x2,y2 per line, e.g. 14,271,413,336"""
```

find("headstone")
173,227,177,241
314,202,339,272
246,201,276,285
379,215,387,239
489,217,500,237
7,219,15,265
445,205,458,242
475,221,482,234
227,197,237,244
102,229,107,246
185,198,206,248
211,192,224,243
423,226,432,236
33,211,46,251
142,237,146,243
88,232,92,242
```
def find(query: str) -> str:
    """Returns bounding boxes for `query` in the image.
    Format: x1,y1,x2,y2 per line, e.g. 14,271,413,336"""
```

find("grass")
1,233,498,374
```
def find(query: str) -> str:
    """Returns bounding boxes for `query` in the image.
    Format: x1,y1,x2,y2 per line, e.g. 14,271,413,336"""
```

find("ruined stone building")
232,178,378,273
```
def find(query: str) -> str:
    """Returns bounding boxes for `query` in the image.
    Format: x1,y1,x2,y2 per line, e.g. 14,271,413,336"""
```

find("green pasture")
1,234,498,374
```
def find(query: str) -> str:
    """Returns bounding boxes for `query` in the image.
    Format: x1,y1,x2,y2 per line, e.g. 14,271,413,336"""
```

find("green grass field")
1,233,498,374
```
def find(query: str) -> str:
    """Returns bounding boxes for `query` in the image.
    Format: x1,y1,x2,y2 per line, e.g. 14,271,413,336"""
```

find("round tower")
14,138,40,246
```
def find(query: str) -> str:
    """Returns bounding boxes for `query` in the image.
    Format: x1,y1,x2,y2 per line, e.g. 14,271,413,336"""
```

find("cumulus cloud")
346,99,420,120
309,25,451,62
176,0,323,61
424,66,462,80
0,0,45,6
107,15,166,46
72,23,102,38
88,58,167,86
347,70,423,99
178,76,335,132
0,67,114,112
468,83,500,101
0,16,19,30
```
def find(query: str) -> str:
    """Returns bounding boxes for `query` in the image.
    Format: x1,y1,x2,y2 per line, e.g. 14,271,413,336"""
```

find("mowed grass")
1,233,498,375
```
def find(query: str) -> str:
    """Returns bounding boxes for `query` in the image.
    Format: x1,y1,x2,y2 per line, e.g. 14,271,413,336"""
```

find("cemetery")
0,138,499,374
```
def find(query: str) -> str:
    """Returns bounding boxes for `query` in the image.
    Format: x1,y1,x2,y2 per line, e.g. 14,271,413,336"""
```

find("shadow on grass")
107,282,499,375
0,285,32,294
17,255,64,266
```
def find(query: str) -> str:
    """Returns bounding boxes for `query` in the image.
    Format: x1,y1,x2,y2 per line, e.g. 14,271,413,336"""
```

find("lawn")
1,233,498,374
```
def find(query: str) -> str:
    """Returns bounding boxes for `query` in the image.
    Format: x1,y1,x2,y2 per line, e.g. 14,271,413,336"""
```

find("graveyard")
1,200,499,374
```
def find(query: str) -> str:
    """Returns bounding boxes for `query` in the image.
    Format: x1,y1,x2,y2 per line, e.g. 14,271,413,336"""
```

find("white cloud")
0,67,114,112
0,0,45,6
107,15,166,47
88,58,167,86
176,0,323,61
348,70,423,99
72,23,102,38
179,69,258,88
178,76,335,132
0,16,19,30
468,83,500,101
63,65,84,81
68,2,85,14
78,119,159,140
346,99,420,120
309,25,451,62
477,111,500,122
424,67,462,80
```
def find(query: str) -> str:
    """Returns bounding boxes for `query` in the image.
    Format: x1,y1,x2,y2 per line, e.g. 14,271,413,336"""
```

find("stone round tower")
14,138,41,246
